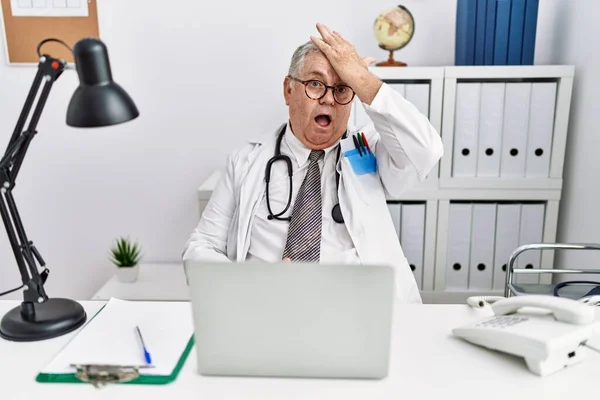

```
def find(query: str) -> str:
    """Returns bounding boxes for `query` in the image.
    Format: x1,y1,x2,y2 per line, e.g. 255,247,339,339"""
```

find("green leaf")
109,236,143,267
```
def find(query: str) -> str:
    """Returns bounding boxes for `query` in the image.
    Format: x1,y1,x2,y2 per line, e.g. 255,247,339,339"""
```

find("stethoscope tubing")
265,124,344,224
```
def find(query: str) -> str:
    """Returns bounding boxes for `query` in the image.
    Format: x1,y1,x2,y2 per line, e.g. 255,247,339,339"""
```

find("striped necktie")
282,150,324,262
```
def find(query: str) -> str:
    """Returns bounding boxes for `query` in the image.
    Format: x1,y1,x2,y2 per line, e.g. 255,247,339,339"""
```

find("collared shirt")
246,124,361,264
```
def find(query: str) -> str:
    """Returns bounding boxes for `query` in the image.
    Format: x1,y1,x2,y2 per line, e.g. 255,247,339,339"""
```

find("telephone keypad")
476,315,529,329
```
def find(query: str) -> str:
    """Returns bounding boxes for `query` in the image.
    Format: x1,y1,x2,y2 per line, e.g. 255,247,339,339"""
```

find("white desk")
91,263,189,301
1,301,599,399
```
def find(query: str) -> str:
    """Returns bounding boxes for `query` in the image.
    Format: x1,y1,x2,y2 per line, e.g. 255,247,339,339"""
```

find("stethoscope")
265,124,345,224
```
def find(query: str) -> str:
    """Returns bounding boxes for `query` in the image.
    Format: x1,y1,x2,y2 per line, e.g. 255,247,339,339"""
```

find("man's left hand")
311,23,382,104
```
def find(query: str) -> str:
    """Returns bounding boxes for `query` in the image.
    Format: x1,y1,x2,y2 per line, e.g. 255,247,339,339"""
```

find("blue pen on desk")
135,326,152,365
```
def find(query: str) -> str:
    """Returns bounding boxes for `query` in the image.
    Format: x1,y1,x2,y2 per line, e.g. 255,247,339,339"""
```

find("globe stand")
376,49,406,67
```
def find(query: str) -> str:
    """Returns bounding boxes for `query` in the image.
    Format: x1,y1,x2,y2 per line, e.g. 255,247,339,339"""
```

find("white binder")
453,83,481,177
389,83,406,97
515,203,546,285
446,203,472,290
500,83,531,178
526,82,557,178
476,83,505,177
468,204,497,290
405,84,430,117
401,203,425,290
387,203,402,238
493,204,522,291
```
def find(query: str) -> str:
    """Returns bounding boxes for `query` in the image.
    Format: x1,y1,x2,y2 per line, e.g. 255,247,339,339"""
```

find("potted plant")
110,236,143,283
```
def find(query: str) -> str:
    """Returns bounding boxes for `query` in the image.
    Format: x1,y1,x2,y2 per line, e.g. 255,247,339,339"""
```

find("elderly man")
183,23,443,304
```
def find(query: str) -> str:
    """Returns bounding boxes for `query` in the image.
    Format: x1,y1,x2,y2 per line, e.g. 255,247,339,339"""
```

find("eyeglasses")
288,76,355,105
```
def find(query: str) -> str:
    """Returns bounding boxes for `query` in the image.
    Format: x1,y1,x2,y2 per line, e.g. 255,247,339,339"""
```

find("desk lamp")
0,37,139,341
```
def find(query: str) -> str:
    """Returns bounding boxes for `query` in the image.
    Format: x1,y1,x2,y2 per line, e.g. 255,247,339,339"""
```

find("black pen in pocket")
352,135,363,157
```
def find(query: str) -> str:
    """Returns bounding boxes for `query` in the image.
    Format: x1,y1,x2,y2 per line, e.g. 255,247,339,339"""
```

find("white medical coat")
183,83,444,304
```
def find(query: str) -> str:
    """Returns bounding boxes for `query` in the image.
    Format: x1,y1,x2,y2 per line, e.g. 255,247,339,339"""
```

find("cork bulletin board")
1,0,99,64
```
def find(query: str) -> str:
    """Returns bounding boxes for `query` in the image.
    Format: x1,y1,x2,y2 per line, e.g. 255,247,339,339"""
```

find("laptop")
183,261,395,380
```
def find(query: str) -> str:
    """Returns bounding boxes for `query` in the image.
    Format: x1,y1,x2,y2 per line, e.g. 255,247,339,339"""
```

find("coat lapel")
235,124,282,261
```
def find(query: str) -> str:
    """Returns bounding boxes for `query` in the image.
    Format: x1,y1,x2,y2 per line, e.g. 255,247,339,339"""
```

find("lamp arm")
0,192,47,304
0,55,65,308
4,59,63,181
4,66,44,154
4,38,70,158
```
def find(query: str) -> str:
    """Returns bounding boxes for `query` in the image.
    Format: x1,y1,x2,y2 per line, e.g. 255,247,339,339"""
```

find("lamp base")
0,298,86,342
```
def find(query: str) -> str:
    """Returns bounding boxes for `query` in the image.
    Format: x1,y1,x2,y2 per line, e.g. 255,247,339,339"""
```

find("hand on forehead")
301,53,344,85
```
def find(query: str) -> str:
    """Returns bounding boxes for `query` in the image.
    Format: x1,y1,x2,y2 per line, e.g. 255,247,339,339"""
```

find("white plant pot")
116,265,139,283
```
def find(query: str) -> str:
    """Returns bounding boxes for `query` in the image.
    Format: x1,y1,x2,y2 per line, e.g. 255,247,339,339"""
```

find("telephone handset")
489,295,595,324
453,295,600,376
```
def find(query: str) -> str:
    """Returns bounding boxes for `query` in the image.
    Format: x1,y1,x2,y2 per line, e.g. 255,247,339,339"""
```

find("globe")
373,5,415,66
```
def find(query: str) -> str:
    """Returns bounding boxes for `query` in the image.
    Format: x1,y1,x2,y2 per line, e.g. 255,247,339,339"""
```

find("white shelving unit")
196,65,575,304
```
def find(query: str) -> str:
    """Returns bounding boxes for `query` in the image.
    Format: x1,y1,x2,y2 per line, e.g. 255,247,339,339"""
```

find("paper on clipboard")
10,0,88,17
39,298,193,377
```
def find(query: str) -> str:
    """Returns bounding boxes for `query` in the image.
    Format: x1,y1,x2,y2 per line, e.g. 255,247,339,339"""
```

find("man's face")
283,52,352,150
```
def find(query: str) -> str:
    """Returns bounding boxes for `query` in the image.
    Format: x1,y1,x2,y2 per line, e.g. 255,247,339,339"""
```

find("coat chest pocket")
340,156,384,205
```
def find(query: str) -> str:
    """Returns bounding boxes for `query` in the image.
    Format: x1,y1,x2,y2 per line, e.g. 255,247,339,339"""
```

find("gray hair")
288,41,323,81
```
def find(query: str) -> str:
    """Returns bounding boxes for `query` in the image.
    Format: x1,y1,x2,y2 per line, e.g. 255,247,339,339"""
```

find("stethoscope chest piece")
331,203,344,224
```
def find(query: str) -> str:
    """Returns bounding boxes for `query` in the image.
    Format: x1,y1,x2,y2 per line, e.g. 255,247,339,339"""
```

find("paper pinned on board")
10,0,88,17
40,298,194,377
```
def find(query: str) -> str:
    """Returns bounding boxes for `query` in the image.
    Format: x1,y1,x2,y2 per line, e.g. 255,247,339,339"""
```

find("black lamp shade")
66,38,139,127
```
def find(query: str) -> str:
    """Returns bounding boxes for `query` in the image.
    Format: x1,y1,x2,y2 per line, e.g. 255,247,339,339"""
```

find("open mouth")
314,114,332,128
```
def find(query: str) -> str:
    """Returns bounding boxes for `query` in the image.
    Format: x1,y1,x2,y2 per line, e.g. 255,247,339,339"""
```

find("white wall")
0,0,566,300
545,1,600,278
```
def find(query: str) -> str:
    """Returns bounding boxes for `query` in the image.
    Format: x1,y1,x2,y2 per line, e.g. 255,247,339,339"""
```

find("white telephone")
452,295,600,376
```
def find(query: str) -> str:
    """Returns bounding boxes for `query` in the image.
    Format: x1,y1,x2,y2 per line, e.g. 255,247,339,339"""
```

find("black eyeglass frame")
288,75,355,105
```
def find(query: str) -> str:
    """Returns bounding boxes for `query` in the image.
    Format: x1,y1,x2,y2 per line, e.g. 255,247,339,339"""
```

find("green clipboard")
34,298,195,387
35,336,194,386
